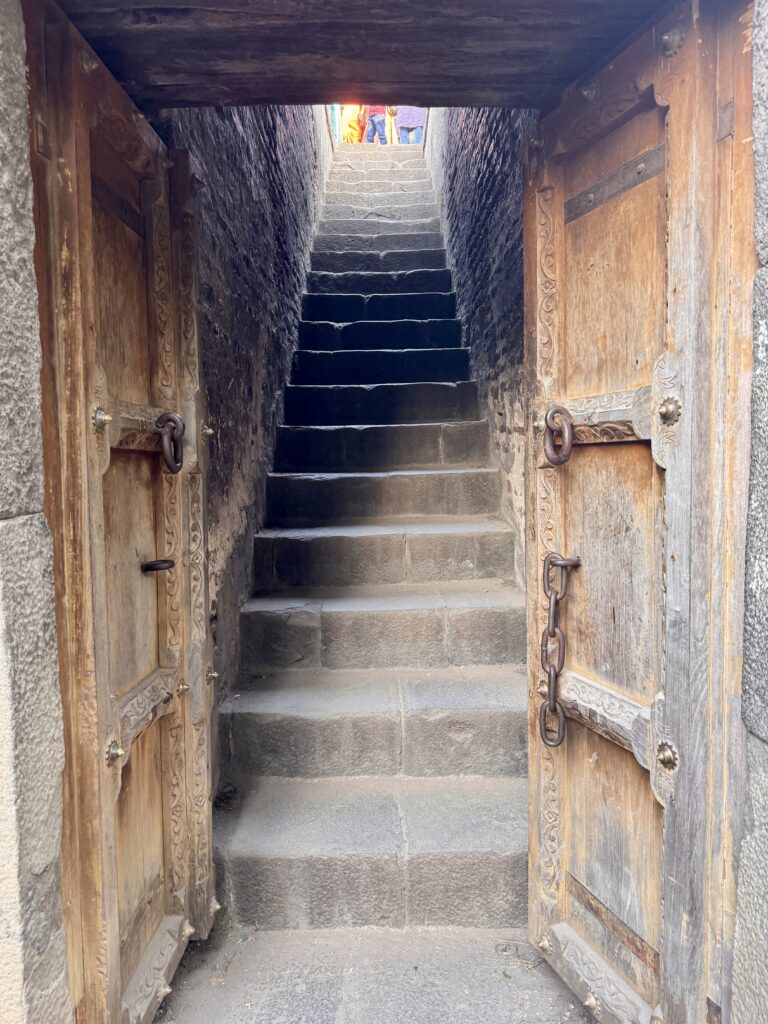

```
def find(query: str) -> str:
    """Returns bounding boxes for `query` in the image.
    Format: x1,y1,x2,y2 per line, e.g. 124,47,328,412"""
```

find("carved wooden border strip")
558,669,652,770
121,913,191,1024
564,144,665,223
549,922,659,1024
117,667,177,751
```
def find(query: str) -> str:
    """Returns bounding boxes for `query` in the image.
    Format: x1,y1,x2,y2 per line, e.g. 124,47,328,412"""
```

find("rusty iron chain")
543,405,574,466
539,551,581,748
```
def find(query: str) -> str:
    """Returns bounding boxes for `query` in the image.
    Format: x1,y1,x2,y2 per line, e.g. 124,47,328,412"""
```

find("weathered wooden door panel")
23,4,216,1021
524,3,755,1022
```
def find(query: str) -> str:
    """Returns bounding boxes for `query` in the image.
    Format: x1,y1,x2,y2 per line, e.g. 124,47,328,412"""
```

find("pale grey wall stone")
733,0,768,1018
0,0,70,1020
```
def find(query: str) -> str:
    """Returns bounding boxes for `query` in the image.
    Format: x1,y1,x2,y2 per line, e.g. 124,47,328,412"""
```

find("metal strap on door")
539,404,579,748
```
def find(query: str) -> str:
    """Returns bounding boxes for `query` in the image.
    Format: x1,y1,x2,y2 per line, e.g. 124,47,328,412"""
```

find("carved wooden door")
524,3,755,1022
24,6,216,1021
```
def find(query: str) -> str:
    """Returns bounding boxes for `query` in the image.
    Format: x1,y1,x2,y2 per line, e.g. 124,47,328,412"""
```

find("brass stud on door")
583,991,599,1013
658,396,682,425
105,739,124,765
92,406,113,431
656,742,679,770
536,934,551,953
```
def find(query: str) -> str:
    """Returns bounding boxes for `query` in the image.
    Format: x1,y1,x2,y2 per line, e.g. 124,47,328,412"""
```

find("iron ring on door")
543,405,574,466
155,412,185,474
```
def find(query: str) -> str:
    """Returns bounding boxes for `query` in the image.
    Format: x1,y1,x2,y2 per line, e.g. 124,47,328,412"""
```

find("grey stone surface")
284,379,477,425
253,519,514,590
266,468,501,525
313,230,445,252
240,582,525,672
733,2,768,1018
323,201,440,221
216,776,528,930
311,247,447,272
302,290,456,322
325,178,433,195
306,268,452,295
0,0,45,521
426,109,535,584
157,924,591,1024
154,105,333,716
292,347,468,385
222,664,527,779
319,217,442,236
299,316,461,348
0,513,70,1023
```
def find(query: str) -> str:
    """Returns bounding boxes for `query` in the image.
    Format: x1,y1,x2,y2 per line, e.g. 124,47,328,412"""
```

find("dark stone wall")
154,105,332,723
425,107,535,579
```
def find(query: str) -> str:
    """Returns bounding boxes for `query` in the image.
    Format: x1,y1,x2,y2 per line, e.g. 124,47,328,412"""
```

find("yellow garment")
385,110,399,145
341,105,364,144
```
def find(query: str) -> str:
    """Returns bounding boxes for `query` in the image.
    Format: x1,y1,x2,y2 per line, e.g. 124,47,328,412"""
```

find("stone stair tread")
224,664,527,717
221,775,527,859
255,515,515,539
241,578,523,613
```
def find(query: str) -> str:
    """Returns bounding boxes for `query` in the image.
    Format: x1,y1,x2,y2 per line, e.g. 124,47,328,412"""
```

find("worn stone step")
328,168,431,186
311,248,447,273
253,517,515,589
325,180,435,198
335,145,425,162
299,318,461,351
239,579,524,672
318,217,441,236
291,347,468,385
302,292,455,322
220,665,527,779
275,421,489,472
306,269,451,295
267,467,500,526
322,202,439,222
283,381,477,426
313,231,444,253
216,774,527,929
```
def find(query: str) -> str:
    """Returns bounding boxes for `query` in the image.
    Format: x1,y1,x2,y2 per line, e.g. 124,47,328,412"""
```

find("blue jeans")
366,114,387,145
399,125,423,145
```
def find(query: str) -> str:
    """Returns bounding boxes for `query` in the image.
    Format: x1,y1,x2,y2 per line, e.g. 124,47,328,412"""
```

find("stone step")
325,190,436,207
299,318,461,351
322,202,439,222
283,381,477,426
267,467,500,526
220,665,527,778
302,292,455,322
239,579,524,672
319,217,441,236
306,269,451,295
253,517,515,589
328,168,431,186
215,774,527,929
325,179,435,197
335,145,425,162
274,420,489,472
311,248,447,273
291,347,468,385
313,231,444,253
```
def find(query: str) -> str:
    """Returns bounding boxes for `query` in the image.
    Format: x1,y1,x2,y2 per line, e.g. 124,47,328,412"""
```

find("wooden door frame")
522,2,756,1020
22,2,216,1019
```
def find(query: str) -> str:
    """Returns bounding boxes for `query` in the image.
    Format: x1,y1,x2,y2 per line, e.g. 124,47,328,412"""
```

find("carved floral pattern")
167,715,187,911
178,210,200,399
119,671,175,750
536,187,558,388
163,473,183,661
122,915,185,1024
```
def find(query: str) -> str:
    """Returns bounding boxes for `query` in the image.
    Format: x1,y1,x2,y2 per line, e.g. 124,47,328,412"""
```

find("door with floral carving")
524,2,755,1022
24,4,215,1021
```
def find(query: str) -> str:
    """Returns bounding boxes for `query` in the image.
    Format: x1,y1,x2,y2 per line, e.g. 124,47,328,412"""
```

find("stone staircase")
216,142,528,933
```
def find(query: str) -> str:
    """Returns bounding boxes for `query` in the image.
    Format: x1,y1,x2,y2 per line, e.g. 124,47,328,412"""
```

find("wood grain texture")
53,0,669,110
524,2,755,1019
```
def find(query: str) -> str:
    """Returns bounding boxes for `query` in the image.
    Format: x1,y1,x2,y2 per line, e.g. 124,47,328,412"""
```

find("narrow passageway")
157,140,587,1022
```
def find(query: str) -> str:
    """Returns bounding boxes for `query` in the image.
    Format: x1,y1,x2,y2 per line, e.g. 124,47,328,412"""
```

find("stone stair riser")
291,347,468,385
311,249,447,273
267,468,500,524
253,527,514,589
319,218,441,236
313,231,444,253
307,269,452,295
274,421,489,472
322,203,439,222
299,318,461,350
283,380,477,426
302,292,455,322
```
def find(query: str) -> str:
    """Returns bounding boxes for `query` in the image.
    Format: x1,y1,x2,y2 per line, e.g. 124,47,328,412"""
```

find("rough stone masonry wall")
425,107,535,583
155,106,332,725
733,0,768,1018
0,0,70,1021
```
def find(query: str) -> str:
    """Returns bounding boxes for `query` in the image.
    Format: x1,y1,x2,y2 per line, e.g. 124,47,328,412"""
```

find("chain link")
539,551,580,748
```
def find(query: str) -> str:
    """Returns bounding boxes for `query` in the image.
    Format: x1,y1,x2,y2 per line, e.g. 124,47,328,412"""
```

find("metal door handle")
155,412,185,474
542,405,574,466
141,559,175,573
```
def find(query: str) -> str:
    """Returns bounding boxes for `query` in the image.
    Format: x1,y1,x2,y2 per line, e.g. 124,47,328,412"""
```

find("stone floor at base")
157,923,592,1023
